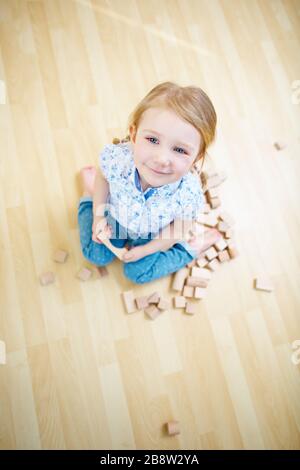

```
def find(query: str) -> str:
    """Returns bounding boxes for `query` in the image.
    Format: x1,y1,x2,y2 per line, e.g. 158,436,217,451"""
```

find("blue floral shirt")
98,142,204,238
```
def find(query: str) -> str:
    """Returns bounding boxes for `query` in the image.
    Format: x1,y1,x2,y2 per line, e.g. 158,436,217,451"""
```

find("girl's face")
129,107,201,191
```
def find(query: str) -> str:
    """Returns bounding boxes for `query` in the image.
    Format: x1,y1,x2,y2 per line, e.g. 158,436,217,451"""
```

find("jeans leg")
77,196,127,266
123,241,195,284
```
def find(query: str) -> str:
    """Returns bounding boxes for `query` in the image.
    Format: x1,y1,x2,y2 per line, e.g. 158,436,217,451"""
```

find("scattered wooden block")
192,267,211,281
122,290,137,313
274,141,286,151
183,285,194,298
204,173,223,188
174,296,186,308
144,305,161,320
186,276,208,288
185,302,197,315
76,267,92,281
254,277,274,292
158,298,171,310
207,258,220,271
39,271,55,286
203,246,218,261
147,291,160,304
172,268,189,291
224,229,234,239
166,421,180,436
0,340,6,365
219,211,235,227
202,203,211,214
53,249,69,263
227,244,239,259
203,214,218,228
196,257,208,268
214,238,228,252
194,287,207,299
217,250,230,262
96,266,108,277
206,187,219,199
135,296,149,310
217,221,231,233
209,196,221,209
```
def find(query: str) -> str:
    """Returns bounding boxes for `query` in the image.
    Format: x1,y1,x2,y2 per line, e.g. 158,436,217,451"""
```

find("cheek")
135,142,149,164
174,158,191,174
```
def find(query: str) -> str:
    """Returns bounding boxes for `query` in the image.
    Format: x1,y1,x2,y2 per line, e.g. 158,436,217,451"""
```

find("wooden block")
219,211,235,227
196,213,207,225
135,296,149,310
186,276,208,288
191,267,211,280
224,229,234,239
96,266,108,277
217,250,230,262
144,305,161,320
76,267,92,281
227,245,239,259
53,249,69,263
196,257,208,268
194,287,207,299
183,285,194,298
172,268,189,291
204,174,223,189
209,196,221,209
214,238,228,252
202,203,211,214
39,271,55,285
203,214,218,228
254,277,274,292
217,221,231,233
174,296,186,308
204,246,218,261
207,258,220,271
122,290,137,313
185,302,197,315
158,298,171,310
274,141,286,151
0,340,6,365
166,420,180,436
147,292,160,304
192,266,203,277
206,187,219,199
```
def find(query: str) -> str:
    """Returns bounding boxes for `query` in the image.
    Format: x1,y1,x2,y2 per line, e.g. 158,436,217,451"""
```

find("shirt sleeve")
174,172,204,220
99,143,133,183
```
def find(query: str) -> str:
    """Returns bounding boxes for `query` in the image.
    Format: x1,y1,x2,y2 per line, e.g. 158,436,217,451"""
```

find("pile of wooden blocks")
122,290,172,320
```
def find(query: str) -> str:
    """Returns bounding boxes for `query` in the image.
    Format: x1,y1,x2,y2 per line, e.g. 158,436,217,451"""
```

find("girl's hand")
92,215,113,244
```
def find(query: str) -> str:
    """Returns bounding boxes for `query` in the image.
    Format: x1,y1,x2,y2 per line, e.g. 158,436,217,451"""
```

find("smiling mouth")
149,167,171,175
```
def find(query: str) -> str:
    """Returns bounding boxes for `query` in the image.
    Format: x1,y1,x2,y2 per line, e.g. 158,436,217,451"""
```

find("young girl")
77,81,222,284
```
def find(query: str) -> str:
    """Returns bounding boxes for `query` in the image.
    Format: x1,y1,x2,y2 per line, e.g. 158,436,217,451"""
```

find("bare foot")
80,166,97,196
188,228,222,257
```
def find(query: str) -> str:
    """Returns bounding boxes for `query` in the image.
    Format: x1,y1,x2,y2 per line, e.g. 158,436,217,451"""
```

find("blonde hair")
114,81,217,174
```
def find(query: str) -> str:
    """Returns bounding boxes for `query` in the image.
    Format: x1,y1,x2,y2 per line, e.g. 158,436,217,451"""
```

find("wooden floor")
1,0,300,450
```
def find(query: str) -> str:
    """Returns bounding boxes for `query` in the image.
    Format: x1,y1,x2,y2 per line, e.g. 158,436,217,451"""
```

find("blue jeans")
77,196,197,284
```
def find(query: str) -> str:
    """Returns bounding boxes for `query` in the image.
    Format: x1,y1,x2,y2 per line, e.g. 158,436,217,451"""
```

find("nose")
153,150,171,168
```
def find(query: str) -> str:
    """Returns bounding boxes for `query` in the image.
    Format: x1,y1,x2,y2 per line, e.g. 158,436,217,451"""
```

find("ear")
129,124,137,144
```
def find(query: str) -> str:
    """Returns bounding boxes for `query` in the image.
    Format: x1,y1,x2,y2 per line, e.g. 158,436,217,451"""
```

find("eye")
174,146,187,155
146,137,188,155
146,137,158,144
